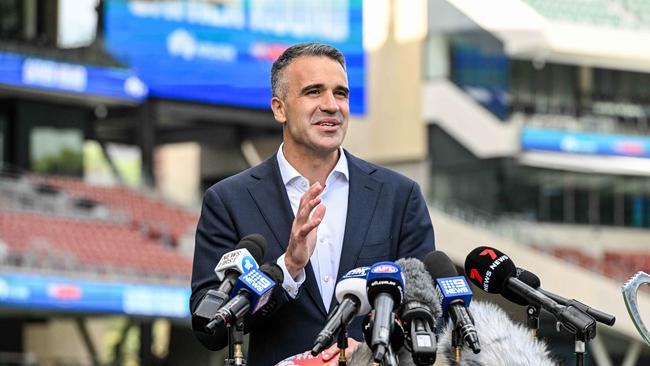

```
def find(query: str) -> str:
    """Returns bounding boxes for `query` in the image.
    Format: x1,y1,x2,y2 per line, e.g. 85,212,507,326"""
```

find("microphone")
515,268,615,326
366,261,405,362
464,246,597,339
192,234,266,333
207,262,284,330
438,301,557,366
311,266,372,355
214,234,266,293
424,251,480,354
395,257,441,365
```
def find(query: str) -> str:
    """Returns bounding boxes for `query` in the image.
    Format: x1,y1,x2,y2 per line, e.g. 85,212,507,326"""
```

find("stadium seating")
523,0,627,28
0,172,197,281
532,243,650,283
28,175,197,244
0,211,192,279
522,0,650,30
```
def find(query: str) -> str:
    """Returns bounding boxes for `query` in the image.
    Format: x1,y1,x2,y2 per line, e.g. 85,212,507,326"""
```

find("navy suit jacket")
190,150,435,365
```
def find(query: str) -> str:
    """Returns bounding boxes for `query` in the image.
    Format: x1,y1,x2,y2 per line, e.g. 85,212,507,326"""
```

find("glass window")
30,126,83,176
0,0,21,38
58,0,99,48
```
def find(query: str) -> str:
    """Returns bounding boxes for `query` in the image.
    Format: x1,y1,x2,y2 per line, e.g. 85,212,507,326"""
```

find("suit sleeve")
189,185,292,351
397,182,435,259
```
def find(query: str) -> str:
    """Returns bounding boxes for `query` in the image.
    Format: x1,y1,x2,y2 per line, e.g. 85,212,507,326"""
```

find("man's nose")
319,91,339,113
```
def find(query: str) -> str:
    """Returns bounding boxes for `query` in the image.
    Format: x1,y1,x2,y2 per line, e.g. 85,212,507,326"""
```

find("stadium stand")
0,170,195,282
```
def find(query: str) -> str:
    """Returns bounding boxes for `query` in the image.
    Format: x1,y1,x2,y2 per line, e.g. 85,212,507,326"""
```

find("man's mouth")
315,119,340,127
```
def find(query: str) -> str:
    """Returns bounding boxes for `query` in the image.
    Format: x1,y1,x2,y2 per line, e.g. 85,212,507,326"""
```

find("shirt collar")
276,143,349,186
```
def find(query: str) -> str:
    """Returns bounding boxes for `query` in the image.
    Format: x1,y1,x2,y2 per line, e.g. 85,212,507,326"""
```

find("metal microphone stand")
383,345,398,366
337,327,348,366
225,318,246,365
452,328,462,363
527,305,540,338
574,330,591,366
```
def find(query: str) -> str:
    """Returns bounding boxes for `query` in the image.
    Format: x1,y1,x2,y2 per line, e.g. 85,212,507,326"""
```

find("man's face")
272,55,350,157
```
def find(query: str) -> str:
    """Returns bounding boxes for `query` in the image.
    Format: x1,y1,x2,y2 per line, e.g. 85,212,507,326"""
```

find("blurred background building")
0,0,649,365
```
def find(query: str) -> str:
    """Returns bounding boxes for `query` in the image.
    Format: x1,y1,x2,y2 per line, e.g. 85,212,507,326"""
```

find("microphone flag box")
214,248,258,281
366,262,404,285
339,266,370,281
231,268,275,313
436,276,473,312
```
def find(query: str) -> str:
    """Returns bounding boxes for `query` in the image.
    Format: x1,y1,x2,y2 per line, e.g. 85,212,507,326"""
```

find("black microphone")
208,262,283,330
214,234,267,295
464,246,597,339
192,234,266,333
424,251,480,354
366,261,405,362
311,267,371,355
396,257,441,365
515,268,615,326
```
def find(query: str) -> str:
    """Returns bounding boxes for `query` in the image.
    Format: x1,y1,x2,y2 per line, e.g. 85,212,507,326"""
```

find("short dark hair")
271,43,346,98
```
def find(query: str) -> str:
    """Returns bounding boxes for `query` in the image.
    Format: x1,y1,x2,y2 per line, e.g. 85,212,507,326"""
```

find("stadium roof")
432,0,650,73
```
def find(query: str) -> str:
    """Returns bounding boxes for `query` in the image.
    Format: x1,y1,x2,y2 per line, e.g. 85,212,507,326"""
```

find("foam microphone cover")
439,301,558,366
260,262,284,284
237,233,267,262
423,251,459,280
464,246,516,294
396,257,443,320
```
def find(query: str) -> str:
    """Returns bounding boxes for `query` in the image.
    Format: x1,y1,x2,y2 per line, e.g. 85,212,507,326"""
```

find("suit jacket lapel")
247,154,328,316
330,152,382,312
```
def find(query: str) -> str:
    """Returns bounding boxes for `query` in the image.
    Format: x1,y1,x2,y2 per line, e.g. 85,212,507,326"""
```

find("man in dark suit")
190,43,435,365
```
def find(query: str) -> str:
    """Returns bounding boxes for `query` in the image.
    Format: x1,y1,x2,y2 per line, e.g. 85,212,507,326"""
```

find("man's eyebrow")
299,83,324,94
299,84,349,95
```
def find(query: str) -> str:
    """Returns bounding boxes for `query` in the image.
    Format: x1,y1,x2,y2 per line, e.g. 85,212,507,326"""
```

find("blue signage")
0,272,190,318
522,127,650,158
435,276,473,313
0,51,147,103
104,0,365,114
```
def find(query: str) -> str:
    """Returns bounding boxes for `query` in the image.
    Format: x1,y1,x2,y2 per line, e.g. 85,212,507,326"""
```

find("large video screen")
104,0,365,114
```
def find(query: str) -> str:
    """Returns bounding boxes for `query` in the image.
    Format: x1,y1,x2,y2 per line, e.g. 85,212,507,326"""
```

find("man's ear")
271,96,287,125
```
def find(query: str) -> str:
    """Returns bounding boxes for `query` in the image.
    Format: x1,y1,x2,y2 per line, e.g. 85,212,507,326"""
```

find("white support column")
622,341,643,366
589,335,613,366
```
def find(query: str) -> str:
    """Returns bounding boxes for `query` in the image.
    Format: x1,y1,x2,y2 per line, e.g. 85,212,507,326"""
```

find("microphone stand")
527,305,540,338
337,327,348,366
225,318,246,365
383,345,398,366
575,336,585,366
452,328,462,362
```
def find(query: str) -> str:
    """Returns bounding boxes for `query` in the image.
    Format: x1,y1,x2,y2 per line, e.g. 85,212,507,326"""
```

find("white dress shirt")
275,144,349,311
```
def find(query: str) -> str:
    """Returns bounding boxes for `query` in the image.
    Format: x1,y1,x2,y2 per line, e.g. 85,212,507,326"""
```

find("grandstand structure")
0,170,194,282
1,0,650,365
425,0,650,364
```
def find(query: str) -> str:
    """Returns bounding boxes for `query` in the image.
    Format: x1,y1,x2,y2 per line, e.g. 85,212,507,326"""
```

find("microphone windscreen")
464,246,516,294
517,268,541,288
260,262,284,284
438,301,557,366
236,234,267,262
396,257,442,319
423,251,459,279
